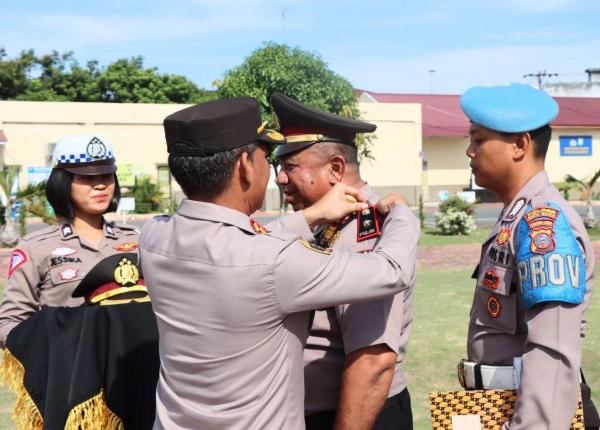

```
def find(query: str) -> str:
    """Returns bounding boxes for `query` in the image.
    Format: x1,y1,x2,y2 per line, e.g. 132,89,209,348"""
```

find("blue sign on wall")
559,136,592,156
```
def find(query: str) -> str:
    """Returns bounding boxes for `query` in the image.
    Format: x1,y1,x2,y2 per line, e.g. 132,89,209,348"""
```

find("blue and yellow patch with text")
516,203,585,309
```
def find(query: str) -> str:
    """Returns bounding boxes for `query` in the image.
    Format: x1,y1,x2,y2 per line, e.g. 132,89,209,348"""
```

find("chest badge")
114,243,138,252
51,247,76,256
487,296,502,318
59,268,79,281
525,207,559,254
250,219,269,234
483,268,499,290
495,228,511,247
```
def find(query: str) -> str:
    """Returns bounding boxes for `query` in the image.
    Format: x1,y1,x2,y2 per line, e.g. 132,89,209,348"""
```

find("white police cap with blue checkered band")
52,135,117,175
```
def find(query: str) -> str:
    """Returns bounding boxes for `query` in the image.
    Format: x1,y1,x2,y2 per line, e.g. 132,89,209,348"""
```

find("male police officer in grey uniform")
268,93,416,430
140,97,419,430
459,83,598,429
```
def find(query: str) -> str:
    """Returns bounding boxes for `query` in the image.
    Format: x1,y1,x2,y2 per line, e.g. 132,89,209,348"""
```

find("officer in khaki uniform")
140,97,419,430
268,93,416,429
0,135,139,347
459,83,598,429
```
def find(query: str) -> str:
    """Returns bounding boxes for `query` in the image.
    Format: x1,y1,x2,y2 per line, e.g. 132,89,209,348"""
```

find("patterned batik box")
429,390,584,430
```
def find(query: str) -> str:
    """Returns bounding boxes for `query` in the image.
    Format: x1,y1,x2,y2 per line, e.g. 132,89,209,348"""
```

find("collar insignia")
61,224,73,237
505,198,526,221
250,219,269,234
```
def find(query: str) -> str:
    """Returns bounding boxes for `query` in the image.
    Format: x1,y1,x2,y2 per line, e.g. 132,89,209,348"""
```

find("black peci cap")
270,92,376,157
71,253,147,304
164,96,284,156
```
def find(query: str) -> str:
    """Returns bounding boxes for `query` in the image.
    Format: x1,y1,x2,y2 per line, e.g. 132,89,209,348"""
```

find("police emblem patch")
250,219,269,234
300,239,332,255
505,198,526,221
59,268,79,281
487,296,502,318
51,247,76,256
483,268,499,290
496,228,511,247
525,207,559,254
114,257,140,286
86,136,107,159
113,243,138,252
8,249,27,277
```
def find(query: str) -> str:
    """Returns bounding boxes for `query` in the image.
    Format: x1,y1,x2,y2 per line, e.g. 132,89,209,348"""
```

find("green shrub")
435,196,476,235
130,176,162,213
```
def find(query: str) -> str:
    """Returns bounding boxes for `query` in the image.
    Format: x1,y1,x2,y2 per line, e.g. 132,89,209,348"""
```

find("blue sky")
2,0,600,94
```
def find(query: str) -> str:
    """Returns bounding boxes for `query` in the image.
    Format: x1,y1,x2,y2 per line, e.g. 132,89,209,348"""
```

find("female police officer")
0,134,139,347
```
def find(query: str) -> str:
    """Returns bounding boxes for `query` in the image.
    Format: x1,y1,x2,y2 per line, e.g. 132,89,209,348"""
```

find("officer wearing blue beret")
458,83,598,429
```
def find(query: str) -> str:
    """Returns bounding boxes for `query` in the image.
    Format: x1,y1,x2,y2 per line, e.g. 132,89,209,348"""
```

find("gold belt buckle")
457,359,467,389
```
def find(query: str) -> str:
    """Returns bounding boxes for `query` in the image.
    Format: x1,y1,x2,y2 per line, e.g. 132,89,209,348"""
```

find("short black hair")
168,143,257,200
529,124,552,159
500,124,552,159
46,169,121,219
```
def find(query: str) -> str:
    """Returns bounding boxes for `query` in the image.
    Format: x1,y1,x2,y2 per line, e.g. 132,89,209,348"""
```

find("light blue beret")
460,83,559,133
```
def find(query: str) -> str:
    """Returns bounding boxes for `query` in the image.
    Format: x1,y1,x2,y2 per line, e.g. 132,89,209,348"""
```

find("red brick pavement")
0,242,598,282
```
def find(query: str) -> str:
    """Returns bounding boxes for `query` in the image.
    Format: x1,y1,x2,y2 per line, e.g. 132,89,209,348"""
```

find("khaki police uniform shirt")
140,199,419,430
0,219,139,347
467,171,595,430
272,185,416,413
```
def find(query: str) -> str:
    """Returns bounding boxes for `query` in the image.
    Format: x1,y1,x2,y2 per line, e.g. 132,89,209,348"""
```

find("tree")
217,42,373,160
0,49,217,104
565,169,600,228
217,42,374,211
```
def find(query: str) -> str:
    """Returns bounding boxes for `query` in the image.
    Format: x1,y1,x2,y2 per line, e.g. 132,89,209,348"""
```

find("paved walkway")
0,241,598,282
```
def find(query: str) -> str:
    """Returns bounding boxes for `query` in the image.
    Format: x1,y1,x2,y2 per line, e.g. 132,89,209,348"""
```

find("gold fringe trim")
0,349,44,430
65,388,124,430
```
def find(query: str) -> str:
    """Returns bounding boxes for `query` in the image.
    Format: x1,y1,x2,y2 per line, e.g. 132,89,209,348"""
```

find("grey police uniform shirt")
0,219,140,347
467,171,595,430
140,199,419,430
270,185,415,413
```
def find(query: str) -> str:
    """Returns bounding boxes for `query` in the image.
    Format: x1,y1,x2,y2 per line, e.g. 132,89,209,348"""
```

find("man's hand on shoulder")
375,193,407,215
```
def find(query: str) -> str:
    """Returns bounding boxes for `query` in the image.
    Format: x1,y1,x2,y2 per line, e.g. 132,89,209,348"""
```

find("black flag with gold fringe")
0,302,159,430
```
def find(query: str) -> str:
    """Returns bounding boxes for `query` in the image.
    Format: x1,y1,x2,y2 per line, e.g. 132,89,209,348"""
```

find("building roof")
358,90,600,137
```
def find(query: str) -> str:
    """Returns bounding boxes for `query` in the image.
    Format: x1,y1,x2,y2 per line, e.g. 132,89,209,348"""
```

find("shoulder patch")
515,203,585,309
300,239,332,255
8,249,28,277
356,206,381,242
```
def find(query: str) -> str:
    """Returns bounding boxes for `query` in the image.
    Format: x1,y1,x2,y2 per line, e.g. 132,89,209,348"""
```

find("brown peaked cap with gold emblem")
270,92,376,157
71,253,146,304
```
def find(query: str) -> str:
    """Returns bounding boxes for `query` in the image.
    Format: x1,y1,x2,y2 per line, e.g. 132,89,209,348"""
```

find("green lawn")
0,269,599,429
420,226,600,247
405,268,600,429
